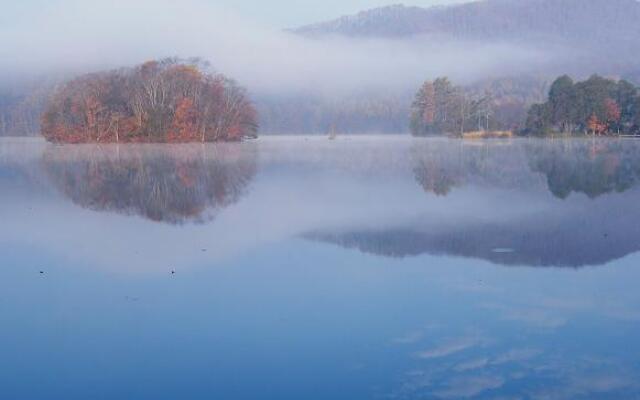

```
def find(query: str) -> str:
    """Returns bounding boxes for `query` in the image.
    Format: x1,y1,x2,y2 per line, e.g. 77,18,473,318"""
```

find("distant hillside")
295,0,640,46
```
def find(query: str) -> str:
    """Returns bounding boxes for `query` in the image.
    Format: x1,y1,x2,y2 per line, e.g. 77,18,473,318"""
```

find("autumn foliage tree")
410,77,497,136
41,58,258,143
411,78,458,135
587,114,607,135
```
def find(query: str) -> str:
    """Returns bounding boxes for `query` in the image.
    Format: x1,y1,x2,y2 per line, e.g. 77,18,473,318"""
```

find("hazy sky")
0,0,550,92
216,0,470,26
5,0,470,27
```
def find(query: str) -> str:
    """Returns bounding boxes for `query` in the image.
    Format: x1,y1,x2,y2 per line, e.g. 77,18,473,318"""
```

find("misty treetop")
41,59,258,143
524,75,640,136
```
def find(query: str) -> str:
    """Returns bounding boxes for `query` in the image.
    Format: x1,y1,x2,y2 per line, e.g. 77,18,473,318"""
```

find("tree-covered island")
41,59,258,143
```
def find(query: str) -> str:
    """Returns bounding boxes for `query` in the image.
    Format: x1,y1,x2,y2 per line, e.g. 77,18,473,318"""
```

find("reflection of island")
413,139,640,199
412,145,462,196
42,144,256,224
528,141,640,199
313,139,640,268
412,140,546,196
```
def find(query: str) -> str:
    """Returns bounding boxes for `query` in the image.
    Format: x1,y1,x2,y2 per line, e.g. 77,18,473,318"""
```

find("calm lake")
1,136,640,399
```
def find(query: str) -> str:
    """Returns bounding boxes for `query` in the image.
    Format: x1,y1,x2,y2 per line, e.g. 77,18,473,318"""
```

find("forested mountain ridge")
295,0,640,44
294,4,433,37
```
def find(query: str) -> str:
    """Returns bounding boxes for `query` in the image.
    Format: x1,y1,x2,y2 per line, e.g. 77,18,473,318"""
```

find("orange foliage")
422,82,436,124
587,114,607,135
170,97,199,141
41,59,258,143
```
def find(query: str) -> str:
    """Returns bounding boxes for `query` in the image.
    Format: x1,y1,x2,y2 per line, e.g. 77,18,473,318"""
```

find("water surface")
1,136,640,399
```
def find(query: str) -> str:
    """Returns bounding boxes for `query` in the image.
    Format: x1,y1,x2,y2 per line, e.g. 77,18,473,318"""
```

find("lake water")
1,136,640,399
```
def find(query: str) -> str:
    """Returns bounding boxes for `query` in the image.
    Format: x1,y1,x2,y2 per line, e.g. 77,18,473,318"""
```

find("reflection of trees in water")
412,145,462,196
324,139,640,267
42,144,257,224
412,140,542,196
527,140,640,199
412,139,640,198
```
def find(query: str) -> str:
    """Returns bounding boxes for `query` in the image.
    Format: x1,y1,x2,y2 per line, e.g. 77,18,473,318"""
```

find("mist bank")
2,0,640,135
0,0,556,92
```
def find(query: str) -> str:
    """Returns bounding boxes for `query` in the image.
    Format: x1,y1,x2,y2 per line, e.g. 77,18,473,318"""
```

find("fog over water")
0,0,554,94
4,136,640,271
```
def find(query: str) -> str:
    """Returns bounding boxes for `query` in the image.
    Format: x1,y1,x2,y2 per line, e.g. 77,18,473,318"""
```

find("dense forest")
0,74,549,137
41,59,257,143
409,77,530,136
410,77,481,136
6,71,640,138
296,0,640,71
296,0,640,44
523,75,640,136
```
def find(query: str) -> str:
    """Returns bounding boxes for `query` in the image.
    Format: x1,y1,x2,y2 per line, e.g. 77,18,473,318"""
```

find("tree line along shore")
410,75,640,138
7,56,640,143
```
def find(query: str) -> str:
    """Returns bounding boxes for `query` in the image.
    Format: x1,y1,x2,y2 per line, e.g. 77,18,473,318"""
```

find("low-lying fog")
1,0,557,95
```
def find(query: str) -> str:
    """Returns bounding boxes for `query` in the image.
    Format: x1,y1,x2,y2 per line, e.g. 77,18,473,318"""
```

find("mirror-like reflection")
311,139,640,267
412,139,640,199
1,136,640,400
42,144,257,224
529,141,640,199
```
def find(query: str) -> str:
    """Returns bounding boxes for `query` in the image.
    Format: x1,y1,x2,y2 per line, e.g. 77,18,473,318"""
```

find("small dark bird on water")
39,271,44,274
171,270,176,275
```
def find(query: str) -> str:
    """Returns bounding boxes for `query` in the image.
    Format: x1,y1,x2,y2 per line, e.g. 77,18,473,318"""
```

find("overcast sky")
1,0,548,93
5,0,470,28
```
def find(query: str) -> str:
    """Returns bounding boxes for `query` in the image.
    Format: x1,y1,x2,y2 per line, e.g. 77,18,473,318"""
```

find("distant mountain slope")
295,0,640,45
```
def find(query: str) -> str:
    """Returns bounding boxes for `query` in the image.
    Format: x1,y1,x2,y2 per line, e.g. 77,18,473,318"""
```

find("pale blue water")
1,136,640,399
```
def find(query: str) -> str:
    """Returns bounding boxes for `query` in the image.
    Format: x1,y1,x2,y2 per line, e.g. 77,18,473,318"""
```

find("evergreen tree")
548,75,576,133
524,103,550,136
